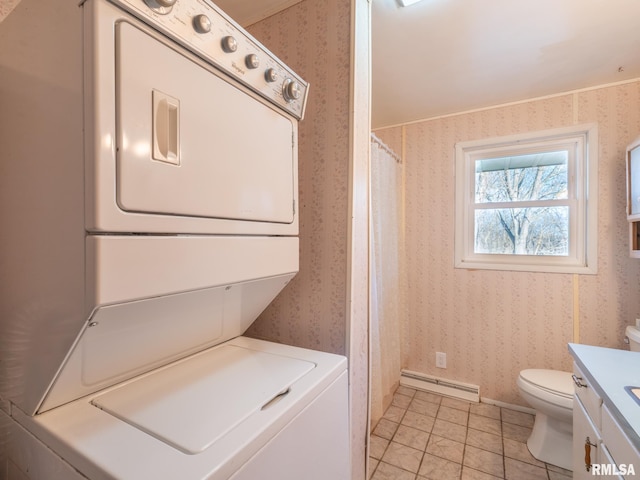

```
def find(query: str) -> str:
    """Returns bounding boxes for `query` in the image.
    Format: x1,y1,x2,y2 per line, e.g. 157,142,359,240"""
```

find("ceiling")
212,0,640,129
372,0,640,128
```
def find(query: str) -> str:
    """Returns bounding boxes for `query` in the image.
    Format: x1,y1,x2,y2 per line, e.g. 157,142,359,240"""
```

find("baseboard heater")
400,369,480,403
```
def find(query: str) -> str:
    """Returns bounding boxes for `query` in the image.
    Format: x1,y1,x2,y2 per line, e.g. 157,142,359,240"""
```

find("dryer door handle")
152,89,180,165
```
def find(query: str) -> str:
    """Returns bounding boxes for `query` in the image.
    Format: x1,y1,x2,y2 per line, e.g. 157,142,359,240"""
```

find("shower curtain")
369,134,404,428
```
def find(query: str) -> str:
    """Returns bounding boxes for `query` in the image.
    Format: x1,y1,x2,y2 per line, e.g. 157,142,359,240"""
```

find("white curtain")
370,134,404,428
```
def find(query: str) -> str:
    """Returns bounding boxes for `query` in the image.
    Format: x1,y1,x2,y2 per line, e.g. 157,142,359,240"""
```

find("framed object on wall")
626,136,640,258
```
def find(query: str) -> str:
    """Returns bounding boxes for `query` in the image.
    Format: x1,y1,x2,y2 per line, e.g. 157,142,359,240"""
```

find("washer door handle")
261,387,291,411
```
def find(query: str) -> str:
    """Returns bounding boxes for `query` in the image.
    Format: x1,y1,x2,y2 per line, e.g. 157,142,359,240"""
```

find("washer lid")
519,369,573,398
91,344,315,454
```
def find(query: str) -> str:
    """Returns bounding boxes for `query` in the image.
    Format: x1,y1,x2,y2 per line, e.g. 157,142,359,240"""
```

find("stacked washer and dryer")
0,0,349,479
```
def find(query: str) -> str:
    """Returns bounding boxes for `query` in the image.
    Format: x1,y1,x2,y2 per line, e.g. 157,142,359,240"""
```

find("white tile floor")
369,386,573,480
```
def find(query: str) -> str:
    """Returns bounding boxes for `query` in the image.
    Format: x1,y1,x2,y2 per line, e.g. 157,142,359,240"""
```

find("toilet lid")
519,369,573,398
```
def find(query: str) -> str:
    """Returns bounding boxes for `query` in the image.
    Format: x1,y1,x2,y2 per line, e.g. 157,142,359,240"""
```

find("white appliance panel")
112,0,309,120
116,22,295,224
85,0,300,236
13,338,348,480
91,344,315,454
86,235,299,307
81,289,224,387
40,236,298,413
229,372,350,480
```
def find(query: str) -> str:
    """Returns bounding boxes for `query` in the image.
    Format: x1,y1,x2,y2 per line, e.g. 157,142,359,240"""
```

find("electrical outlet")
436,352,446,369
636,318,640,328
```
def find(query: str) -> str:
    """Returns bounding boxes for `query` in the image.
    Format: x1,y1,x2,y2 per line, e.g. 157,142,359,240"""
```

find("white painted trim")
347,1,372,480
454,123,598,274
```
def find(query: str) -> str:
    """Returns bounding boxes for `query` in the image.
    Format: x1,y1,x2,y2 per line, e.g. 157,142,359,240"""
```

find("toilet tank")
625,325,640,351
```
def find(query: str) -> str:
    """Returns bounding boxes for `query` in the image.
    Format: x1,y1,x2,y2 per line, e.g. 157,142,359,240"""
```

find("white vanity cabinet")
572,363,624,479
570,344,640,479
573,397,603,478
572,363,601,478
602,405,640,477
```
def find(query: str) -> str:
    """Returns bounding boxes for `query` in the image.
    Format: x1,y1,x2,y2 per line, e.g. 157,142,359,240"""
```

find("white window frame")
454,124,598,274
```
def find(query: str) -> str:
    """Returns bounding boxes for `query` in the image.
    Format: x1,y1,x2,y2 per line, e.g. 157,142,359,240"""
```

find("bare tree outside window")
473,152,569,256
455,124,597,274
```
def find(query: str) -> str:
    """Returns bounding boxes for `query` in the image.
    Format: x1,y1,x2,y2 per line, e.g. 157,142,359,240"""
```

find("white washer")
11,337,349,480
0,0,348,478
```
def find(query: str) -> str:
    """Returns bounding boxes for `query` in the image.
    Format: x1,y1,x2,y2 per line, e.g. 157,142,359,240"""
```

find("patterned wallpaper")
0,0,19,22
247,1,371,479
376,81,640,406
246,0,351,355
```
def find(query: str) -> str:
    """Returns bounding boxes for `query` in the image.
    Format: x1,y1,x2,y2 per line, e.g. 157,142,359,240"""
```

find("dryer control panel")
110,0,309,119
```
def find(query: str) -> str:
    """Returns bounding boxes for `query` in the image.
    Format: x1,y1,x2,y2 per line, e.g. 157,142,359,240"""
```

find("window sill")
454,257,597,275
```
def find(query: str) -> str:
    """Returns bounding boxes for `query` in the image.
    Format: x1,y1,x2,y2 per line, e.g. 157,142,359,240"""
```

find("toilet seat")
518,369,573,409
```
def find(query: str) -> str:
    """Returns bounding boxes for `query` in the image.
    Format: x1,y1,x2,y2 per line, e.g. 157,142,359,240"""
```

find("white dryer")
0,0,349,478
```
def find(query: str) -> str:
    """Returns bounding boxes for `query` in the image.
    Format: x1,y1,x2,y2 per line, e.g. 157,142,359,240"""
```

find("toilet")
517,325,640,471
625,324,640,352
516,369,574,470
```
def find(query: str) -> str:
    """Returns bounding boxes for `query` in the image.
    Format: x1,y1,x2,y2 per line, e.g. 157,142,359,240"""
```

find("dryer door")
115,22,295,225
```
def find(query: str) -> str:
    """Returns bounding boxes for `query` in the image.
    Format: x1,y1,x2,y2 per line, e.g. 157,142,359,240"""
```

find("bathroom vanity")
569,343,640,479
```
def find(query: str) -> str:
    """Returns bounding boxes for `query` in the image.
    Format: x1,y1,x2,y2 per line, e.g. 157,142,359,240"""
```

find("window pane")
474,207,569,256
475,152,568,203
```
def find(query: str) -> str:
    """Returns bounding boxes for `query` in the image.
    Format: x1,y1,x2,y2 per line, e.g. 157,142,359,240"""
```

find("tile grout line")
500,405,506,480
372,388,570,480
460,406,470,480
371,390,416,479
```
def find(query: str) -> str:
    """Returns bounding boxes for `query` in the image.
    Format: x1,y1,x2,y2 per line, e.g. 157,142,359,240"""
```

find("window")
455,124,598,274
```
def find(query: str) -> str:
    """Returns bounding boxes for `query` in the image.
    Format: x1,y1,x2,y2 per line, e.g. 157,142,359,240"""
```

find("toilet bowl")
516,369,573,471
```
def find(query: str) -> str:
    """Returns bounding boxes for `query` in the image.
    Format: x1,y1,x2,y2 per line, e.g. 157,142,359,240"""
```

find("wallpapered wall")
0,0,19,22
246,1,371,479
246,0,351,354
376,80,640,406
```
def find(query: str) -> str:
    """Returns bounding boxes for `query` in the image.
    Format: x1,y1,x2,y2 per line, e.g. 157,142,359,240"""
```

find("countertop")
569,343,640,452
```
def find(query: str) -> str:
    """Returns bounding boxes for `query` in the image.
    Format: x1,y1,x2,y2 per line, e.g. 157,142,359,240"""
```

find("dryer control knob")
265,68,278,83
245,54,260,69
193,14,211,34
283,79,301,102
143,0,176,13
221,36,238,53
